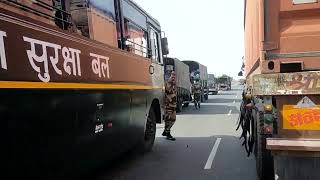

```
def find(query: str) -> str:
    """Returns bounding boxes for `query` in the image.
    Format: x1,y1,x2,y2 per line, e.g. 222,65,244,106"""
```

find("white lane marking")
228,110,232,116
233,100,236,104
204,138,222,170
236,95,238,98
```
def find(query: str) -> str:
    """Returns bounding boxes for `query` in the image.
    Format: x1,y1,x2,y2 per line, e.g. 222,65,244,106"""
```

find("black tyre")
204,94,208,100
253,110,258,157
255,111,274,180
140,107,157,153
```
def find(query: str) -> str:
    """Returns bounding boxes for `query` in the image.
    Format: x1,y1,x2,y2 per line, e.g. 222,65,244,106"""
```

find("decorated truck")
239,0,320,180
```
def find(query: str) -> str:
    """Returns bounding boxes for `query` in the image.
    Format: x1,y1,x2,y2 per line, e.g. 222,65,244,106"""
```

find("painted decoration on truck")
253,71,320,95
283,103,320,130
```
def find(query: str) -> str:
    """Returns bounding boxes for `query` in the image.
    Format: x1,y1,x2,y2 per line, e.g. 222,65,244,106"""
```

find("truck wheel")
256,111,274,180
139,107,157,153
253,110,258,157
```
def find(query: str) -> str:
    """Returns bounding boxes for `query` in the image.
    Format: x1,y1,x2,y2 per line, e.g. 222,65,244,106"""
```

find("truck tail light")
263,97,275,134
264,124,273,134
264,104,273,112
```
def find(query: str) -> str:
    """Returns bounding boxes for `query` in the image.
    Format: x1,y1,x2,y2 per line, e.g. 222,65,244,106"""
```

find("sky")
133,0,244,79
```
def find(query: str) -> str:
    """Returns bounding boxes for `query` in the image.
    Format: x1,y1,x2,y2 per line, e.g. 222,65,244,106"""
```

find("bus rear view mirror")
161,37,169,55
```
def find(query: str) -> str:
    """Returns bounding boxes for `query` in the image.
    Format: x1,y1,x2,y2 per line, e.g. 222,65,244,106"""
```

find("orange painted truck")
240,0,320,180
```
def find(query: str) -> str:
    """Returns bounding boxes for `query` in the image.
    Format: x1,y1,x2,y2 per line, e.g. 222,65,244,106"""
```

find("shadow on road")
215,92,238,96
205,98,241,104
89,136,257,180
178,105,240,115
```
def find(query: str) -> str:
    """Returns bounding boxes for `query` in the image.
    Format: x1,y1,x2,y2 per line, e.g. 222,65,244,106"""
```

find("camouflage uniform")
164,72,177,136
192,81,202,102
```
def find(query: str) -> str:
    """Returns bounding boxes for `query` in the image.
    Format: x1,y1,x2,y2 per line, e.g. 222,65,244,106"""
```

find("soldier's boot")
162,131,169,137
166,133,176,141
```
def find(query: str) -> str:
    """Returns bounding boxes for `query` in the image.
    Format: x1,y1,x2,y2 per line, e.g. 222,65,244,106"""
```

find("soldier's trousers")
164,109,176,133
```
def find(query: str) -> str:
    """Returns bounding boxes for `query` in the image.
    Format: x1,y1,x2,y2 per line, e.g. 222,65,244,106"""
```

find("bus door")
148,25,165,114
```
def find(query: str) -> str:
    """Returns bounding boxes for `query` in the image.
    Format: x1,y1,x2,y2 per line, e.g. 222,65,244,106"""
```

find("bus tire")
139,107,157,153
256,111,274,180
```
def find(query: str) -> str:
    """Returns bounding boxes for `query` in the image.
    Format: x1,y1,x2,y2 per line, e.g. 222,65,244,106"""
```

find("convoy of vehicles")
240,0,320,179
2,0,167,179
218,84,229,91
238,79,245,85
218,76,231,91
208,74,218,95
2,0,294,179
164,57,192,112
182,60,209,102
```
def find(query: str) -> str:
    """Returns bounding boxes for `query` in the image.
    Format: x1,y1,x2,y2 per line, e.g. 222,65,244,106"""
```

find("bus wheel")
141,107,157,153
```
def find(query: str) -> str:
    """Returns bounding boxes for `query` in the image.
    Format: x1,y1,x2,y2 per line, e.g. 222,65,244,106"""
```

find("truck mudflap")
252,71,320,96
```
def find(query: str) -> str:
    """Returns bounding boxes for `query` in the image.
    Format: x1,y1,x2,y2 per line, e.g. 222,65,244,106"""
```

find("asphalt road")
94,83,258,180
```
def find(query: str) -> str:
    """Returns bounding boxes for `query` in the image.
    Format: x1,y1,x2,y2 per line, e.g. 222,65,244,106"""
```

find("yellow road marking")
0,81,163,90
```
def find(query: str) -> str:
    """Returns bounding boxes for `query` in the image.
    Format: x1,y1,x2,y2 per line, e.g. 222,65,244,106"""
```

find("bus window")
88,0,118,47
70,0,118,47
149,28,160,62
0,0,70,28
53,0,70,30
124,19,148,57
122,0,147,30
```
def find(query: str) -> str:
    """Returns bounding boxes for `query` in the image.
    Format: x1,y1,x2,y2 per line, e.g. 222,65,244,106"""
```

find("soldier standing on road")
192,77,202,109
162,71,177,141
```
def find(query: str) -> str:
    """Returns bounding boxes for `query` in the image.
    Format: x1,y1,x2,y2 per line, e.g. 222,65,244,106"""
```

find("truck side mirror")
161,37,169,55
238,71,243,76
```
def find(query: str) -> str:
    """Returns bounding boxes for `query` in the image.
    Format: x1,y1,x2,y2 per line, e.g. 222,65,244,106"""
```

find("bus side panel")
0,8,152,86
5,89,135,179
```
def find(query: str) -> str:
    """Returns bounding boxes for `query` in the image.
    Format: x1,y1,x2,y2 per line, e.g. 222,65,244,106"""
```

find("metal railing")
3,0,72,30
125,39,151,58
